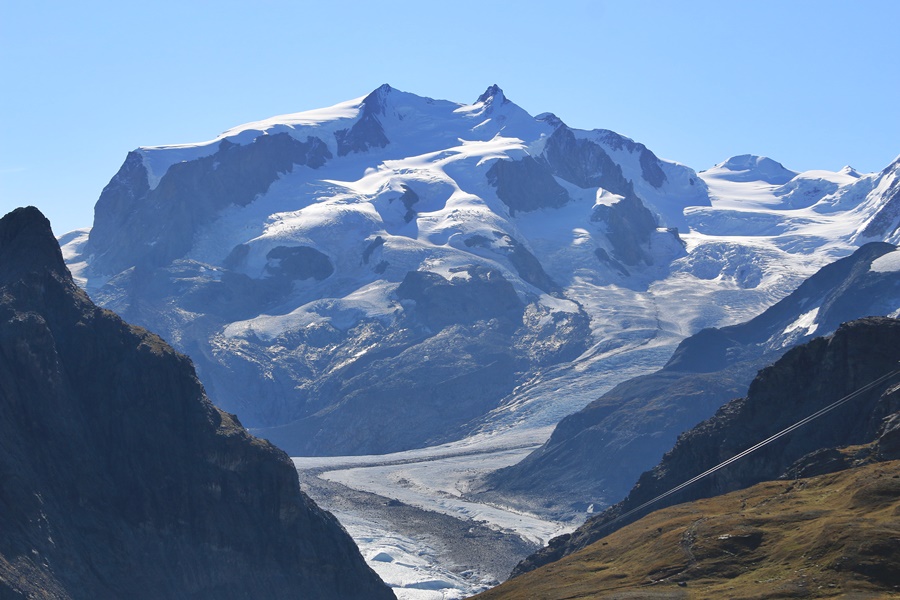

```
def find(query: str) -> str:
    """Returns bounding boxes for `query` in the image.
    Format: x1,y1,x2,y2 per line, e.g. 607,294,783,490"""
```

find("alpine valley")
56,85,900,598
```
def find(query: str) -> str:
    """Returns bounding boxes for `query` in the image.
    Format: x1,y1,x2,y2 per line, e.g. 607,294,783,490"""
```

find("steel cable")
599,365,900,533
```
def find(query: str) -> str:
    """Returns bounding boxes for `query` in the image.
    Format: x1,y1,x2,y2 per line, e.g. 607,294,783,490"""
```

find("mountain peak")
0,206,68,284
718,154,780,170
709,154,798,184
360,83,394,116
536,112,566,128
476,83,510,106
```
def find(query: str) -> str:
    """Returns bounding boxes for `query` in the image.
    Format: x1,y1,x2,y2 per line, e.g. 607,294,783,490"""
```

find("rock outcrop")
0,207,393,599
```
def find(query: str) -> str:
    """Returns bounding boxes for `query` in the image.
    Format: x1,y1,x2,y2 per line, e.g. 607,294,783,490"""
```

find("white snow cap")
839,165,861,178
476,84,508,105
706,154,798,185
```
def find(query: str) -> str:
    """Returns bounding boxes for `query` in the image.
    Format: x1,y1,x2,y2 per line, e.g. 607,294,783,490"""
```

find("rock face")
541,125,632,194
481,242,900,518
486,155,571,215
589,187,660,267
88,133,331,275
514,316,900,576
0,207,393,599
861,157,900,239
335,84,392,156
396,266,525,329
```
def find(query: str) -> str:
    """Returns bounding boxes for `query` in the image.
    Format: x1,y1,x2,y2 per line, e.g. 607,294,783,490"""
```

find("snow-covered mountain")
702,154,798,184
63,84,900,458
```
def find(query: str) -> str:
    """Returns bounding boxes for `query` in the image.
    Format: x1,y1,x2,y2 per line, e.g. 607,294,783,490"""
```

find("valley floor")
294,433,576,599
291,329,686,598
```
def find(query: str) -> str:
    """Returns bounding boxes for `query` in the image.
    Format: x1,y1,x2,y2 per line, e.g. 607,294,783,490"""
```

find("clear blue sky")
2,0,898,235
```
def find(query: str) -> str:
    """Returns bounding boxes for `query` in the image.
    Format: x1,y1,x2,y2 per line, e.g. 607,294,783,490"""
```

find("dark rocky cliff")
0,207,393,599
513,316,900,576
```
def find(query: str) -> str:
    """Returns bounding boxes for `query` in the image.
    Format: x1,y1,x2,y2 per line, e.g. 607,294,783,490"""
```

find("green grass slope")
475,460,900,599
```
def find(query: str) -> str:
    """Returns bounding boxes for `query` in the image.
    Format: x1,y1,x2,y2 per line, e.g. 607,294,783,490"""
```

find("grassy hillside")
474,460,900,599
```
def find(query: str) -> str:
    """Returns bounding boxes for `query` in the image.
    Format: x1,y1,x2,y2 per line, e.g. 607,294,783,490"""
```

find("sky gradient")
2,0,898,235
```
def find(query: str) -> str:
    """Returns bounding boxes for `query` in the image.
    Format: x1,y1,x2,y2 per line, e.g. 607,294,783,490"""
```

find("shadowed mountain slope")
0,207,393,599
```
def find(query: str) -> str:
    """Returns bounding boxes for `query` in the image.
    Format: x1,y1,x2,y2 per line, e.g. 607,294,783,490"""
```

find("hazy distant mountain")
61,84,900,457
0,207,393,599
